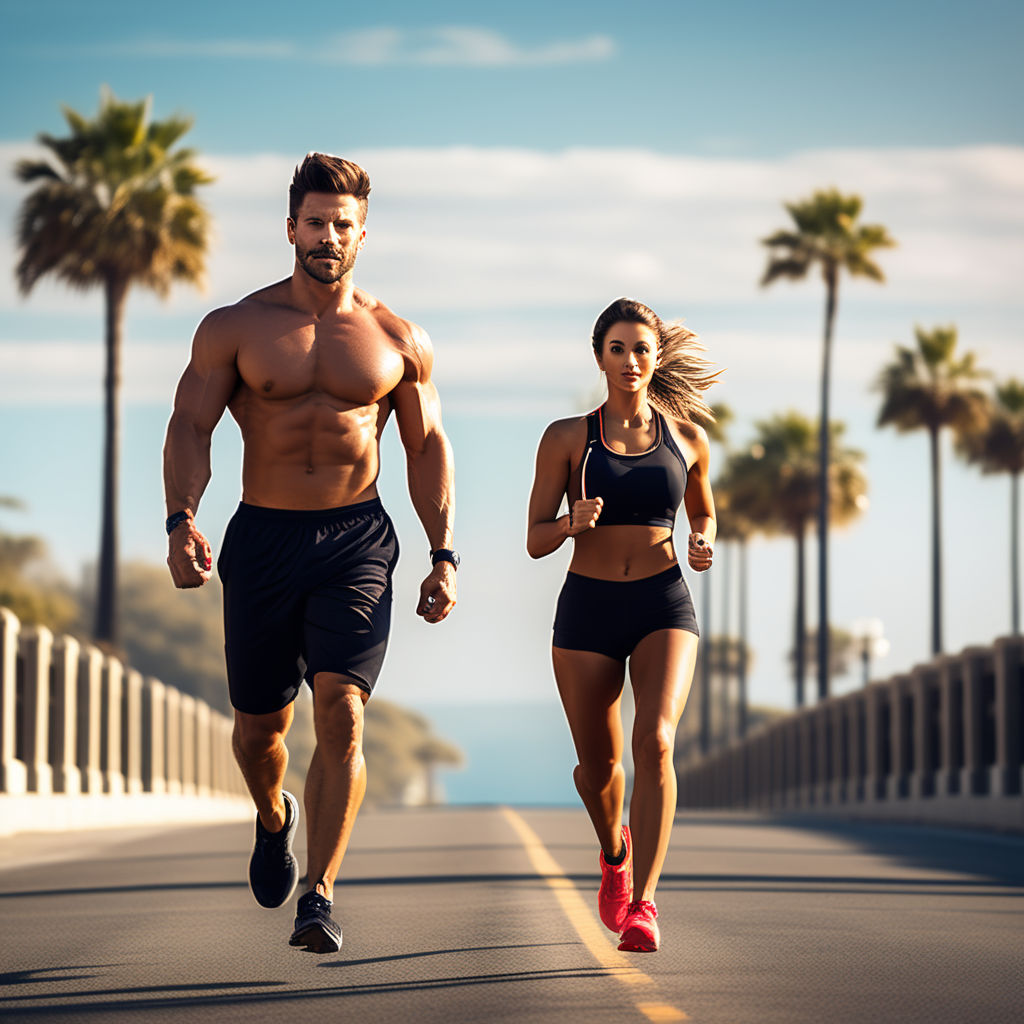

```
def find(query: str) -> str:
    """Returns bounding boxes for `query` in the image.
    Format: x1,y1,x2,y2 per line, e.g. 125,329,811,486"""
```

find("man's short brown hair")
289,153,371,223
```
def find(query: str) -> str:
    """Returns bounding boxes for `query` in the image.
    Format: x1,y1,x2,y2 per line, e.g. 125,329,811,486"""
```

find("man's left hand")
417,562,456,622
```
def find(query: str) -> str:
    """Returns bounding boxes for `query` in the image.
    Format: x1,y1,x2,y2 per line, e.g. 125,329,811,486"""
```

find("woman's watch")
430,548,460,570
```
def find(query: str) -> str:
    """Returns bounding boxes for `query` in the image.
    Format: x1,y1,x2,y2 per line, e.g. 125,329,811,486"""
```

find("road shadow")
322,941,577,968
0,964,619,1018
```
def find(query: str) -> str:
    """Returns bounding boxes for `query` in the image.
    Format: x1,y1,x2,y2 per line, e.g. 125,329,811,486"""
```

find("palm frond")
14,88,215,299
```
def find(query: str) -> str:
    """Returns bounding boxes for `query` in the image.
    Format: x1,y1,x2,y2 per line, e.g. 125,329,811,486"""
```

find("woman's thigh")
628,629,699,735
552,646,627,765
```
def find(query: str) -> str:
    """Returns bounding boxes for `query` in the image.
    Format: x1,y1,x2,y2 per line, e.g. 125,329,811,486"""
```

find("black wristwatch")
165,510,192,535
430,548,460,570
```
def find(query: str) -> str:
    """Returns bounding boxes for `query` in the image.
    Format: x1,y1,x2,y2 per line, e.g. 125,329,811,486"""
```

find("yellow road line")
500,807,689,1023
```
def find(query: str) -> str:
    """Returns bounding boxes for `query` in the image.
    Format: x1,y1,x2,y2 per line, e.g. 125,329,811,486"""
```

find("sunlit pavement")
1,807,1022,1023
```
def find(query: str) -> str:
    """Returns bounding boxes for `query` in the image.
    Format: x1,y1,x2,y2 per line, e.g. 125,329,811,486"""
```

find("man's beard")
295,241,359,284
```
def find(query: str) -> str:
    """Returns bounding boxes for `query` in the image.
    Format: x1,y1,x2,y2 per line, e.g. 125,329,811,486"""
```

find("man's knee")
313,676,367,754
233,708,289,761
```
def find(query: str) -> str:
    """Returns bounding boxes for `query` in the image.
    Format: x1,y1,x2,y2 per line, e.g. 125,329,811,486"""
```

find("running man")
163,152,458,954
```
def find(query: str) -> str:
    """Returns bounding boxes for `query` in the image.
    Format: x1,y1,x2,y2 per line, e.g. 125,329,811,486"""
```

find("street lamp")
851,618,890,686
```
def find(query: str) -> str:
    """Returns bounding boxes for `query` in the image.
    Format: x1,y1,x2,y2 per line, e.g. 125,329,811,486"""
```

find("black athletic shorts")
217,498,399,714
552,564,698,662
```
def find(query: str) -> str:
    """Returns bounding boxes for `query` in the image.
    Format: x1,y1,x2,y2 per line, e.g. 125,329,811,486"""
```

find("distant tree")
707,634,753,747
727,413,867,706
696,402,734,753
74,561,229,710
789,625,855,682
711,473,757,736
364,702,464,806
415,737,465,805
761,189,894,699
876,326,989,654
956,378,1024,634
0,498,79,631
14,88,213,645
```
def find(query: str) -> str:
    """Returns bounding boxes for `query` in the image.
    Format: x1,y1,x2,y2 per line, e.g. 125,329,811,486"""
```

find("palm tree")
876,326,989,655
695,403,733,754
956,379,1024,635
14,88,213,644
728,413,867,706
761,189,894,700
711,473,757,736
791,626,855,683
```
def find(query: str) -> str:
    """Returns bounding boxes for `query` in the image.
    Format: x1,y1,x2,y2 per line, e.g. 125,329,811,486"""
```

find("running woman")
163,153,458,954
526,298,717,952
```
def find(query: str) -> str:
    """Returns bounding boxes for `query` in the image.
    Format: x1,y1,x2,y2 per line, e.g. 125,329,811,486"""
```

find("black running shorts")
552,564,698,661
217,499,399,713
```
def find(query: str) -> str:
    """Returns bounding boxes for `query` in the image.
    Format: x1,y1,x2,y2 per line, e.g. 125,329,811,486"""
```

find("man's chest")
236,320,406,404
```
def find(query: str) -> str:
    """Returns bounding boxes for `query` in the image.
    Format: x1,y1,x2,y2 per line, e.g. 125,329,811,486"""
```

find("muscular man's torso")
218,282,414,509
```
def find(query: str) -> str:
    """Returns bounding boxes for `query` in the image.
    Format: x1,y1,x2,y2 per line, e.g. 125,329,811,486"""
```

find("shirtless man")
163,153,457,954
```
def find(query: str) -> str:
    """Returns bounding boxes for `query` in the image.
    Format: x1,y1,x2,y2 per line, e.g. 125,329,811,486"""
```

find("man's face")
287,192,366,284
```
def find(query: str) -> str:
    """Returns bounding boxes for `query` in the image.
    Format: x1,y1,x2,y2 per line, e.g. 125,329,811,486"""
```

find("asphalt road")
1,806,1022,1023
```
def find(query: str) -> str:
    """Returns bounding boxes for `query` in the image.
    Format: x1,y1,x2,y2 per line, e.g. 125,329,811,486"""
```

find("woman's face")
595,320,659,394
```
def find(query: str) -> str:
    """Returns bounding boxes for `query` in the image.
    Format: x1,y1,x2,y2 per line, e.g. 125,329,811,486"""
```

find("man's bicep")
392,377,443,454
173,361,237,434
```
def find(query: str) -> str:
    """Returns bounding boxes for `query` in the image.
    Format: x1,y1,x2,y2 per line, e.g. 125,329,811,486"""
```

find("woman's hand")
687,532,713,572
568,497,603,536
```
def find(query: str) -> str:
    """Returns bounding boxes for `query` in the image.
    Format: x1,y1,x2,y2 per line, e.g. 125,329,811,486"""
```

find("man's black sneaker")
289,891,342,954
248,791,299,909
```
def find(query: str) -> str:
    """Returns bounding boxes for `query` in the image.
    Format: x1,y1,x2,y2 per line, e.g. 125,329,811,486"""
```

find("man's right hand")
167,519,213,589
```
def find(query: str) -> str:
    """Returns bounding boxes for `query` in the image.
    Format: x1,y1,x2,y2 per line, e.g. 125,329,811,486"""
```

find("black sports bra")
579,406,688,529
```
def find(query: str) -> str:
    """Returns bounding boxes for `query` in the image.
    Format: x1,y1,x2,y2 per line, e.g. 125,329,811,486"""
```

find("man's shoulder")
199,280,292,330
356,289,431,363
236,278,295,312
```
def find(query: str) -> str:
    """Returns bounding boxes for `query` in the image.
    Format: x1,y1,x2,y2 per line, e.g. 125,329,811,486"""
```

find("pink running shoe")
598,826,633,932
618,899,659,952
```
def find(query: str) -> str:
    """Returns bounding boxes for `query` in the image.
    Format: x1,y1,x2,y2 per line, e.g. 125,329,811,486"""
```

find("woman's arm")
682,424,716,572
526,419,602,559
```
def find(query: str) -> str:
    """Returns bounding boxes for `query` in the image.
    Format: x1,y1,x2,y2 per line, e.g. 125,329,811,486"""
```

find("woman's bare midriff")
568,525,678,580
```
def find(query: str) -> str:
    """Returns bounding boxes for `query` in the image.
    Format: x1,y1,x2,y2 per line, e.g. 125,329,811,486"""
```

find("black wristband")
165,511,192,535
430,548,460,570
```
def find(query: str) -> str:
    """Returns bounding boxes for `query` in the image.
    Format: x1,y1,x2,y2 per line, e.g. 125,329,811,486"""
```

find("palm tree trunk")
95,273,127,645
929,423,943,655
700,575,711,754
738,536,748,737
817,265,837,701
794,521,806,707
719,542,731,746
1011,471,1020,635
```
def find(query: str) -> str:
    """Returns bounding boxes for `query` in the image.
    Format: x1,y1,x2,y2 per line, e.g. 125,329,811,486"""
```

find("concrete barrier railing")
0,606,249,835
677,636,1024,831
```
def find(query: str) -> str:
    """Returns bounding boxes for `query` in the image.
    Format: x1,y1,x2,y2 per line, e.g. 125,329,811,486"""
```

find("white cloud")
57,27,616,68
3,141,1022,407
0,341,187,405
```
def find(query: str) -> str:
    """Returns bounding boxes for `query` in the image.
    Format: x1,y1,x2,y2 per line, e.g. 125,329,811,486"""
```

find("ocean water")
413,700,581,806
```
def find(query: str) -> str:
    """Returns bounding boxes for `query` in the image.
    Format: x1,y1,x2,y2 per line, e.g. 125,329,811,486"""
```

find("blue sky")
1,0,1022,728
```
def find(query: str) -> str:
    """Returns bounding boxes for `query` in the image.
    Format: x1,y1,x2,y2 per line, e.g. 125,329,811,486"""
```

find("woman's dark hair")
289,152,371,223
592,298,719,424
